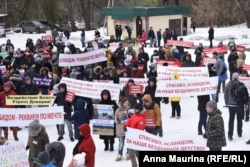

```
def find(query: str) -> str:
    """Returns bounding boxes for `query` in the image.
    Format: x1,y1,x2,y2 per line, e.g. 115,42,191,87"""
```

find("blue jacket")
218,61,228,81
40,162,57,167
69,98,90,140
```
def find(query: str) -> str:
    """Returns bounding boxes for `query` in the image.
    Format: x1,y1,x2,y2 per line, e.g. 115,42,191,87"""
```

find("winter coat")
125,112,146,130
143,77,161,106
54,83,72,119
236,52,245,69
70,99,90,140
142,94,161,127
40,162,57,167
120,84,138,108
45,141,65,167
130,69,144,78
182,54,195,67
99,89,118,139
224,79,242,106
214,57,224,75
227,51,238,71
115,106,129,137
206,109,226,148
20,82,39,95
197,95,210,111
0,81,16,108
26,126,50,167
77,124,96,167
208,27,214,40
140,31,147,42
218,61,228,81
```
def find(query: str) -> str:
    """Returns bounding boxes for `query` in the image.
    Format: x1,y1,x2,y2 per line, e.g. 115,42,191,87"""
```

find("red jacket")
77,124,96,167
125,112,146,130
0,81,16,108
130,69,144,78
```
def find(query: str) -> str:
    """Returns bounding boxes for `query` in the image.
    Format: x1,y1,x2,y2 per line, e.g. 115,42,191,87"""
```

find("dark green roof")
100,6,189,20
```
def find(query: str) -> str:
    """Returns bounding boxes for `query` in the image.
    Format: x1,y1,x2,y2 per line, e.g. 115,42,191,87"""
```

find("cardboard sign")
242,64,250,71
65,91,75,103
41,35,53,42
129,85,144,95
156,60,181,67
203,46,227,54
167,40,194,48
236,45,246,52
59,49,107,67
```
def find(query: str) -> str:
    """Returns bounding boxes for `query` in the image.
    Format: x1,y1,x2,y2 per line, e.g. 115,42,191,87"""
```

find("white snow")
1,23,250,167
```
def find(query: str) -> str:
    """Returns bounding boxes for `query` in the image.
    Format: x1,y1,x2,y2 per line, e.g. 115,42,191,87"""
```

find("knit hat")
134,103,143,111
28,120,41,130
206,100,217,111
232,72,239,80
33,151,50,165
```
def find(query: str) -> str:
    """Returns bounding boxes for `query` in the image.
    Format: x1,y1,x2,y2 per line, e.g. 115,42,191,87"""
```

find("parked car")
0,26,6,37
16,20,50,33
37,20,66,32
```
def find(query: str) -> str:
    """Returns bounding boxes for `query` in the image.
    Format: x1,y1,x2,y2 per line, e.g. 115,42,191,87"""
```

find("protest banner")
59,49,107,67
41,35,53,42
92,104,115,136
242,64,250,71
236,45,246,52
60,77,120,100
156,60,182,67
93,79,114,83
202,56,216,66
155,76,218,97
33,77,52,86
167,40,194,48
203,46,227,54
129,85,144,95
119,77,174,90
0,51,9,58
108,42,120,52
239,77,250,92
0,141,29,166
0,106,64,126
6,95,55,106
125,127,206,151
157,66,209,78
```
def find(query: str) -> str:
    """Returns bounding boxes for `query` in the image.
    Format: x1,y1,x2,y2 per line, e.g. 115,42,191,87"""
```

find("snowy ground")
1,24,250,167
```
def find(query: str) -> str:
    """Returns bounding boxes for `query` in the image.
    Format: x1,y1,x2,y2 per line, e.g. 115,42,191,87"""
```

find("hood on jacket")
58,83,67,92
142,94,153,105
78,124,91,138
40,67,49,75
148,77,157,87
101,89,111,101
3,81,12,90
76,98,86,111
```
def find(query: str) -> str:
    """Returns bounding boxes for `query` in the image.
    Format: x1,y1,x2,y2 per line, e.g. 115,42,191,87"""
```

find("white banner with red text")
60,77,120,100
0,106,64,127
125,127,206,151
155,76,218,97
59,49,106,67
157,66,209,78
0,141,29,166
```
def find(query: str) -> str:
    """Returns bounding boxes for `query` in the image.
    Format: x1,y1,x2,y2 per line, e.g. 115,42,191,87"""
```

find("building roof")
100,6,189,20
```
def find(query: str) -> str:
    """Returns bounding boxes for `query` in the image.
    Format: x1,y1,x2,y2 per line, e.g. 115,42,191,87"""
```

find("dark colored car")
16,20,50,33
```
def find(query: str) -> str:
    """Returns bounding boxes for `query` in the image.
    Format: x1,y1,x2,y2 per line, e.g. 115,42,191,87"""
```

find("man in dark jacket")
20,76,39,95
224,72,246,141
54,83,74,142
157,29,161,47
148,27,156,47
206,100,226,151
208,26,214,48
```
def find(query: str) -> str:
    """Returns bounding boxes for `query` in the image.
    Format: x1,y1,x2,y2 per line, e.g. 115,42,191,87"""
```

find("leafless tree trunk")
235,0,250,28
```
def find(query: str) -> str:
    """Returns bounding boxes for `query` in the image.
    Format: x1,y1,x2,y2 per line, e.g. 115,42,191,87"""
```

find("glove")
124,126,127,132
155,126,160,130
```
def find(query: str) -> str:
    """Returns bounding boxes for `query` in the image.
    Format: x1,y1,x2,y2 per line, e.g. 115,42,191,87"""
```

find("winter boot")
110,143,114,151
104,140,109,151
115,154,122,161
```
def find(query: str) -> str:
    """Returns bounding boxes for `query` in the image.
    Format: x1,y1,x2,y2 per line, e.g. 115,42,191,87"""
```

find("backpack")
231,82,249,105
220,63,227,75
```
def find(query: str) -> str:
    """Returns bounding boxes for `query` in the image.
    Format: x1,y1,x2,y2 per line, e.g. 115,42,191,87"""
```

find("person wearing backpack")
224,72,249,141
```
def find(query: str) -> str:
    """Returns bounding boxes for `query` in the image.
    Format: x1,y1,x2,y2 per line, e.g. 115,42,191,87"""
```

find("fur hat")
232,72,239,80
93,66,102,75
206,100,217,111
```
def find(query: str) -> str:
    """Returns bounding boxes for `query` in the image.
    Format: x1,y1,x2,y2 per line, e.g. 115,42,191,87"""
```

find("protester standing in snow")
208,25,214,48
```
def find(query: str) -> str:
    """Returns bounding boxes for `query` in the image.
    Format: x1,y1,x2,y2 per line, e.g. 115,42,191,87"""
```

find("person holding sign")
124,103,146,167
0,81,19,141
142,94,162,135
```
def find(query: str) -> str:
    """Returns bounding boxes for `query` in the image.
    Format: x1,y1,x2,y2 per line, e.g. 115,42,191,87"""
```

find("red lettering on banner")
242,64,250,71
236,45,246,52
47,112,62,119
167,40,194,48
59,58,75,62
77,57,90,62
126,138,132,144
18,114,39,120
203,46,227,54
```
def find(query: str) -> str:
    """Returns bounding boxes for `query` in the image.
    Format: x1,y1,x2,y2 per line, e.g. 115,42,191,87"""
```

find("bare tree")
235,0,250,28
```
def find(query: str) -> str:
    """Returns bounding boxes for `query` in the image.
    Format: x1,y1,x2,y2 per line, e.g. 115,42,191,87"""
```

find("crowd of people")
0,24,250,167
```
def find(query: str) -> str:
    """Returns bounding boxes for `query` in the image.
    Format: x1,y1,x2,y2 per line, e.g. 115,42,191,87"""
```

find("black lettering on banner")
139,151,250,167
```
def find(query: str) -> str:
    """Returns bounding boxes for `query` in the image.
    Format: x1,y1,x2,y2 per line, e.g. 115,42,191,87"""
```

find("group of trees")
1,0,250,29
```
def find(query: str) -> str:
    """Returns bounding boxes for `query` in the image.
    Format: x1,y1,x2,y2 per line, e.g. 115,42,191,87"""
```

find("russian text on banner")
155,76,218,97
91,104,115,136
156,60,182,67
33,77,52,86
157,66,209,78
59,49,107,67
0,106,64,126
167,40,194,48
0,141,29,166
6,95,55,106
60,77,120,100
125,127,206,151
236,45,246,52
203,46,227,54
